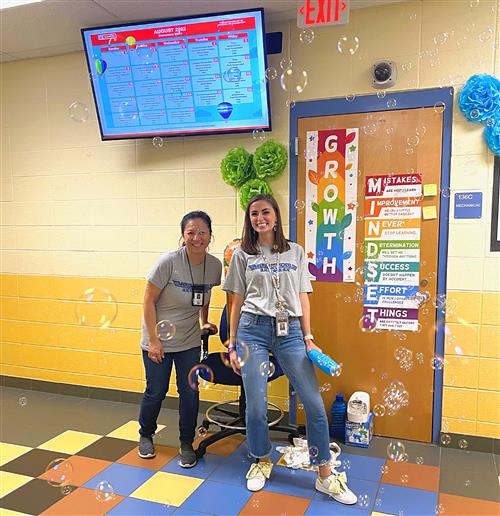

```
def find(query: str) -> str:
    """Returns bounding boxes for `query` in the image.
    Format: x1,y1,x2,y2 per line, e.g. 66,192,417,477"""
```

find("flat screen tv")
81,8,271,141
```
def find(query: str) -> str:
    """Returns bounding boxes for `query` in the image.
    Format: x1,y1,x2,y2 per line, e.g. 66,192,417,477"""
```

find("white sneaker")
315,471,358,505
246,461,273,492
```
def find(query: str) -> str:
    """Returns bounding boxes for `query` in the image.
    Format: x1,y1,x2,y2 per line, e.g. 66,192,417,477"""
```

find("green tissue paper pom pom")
239,179,272,210
220,146,254,187
253,139,288,180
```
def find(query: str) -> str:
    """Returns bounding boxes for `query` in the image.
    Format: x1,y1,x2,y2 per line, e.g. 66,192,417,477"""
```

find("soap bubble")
362,123,377,136
224,66,241,83
18,396,27,407
320,382,331,392
401,62,413,71
359,314,376,333
337,35,360,55
458,439,468,449
464,479,471,487
358,494,370,508
95,480,115,502
383,381,410,414
401,474,409,483
374,404,386,417
469,109,480,119
430,355,445,370
486,117,495,127
75,288,118,328
342,458,351,471
188,364,214,390
294,199,306,212
479,28,493,43
332,363,343,377
280,67,308,94
435,503,446,514
252,129,266,140
434,101,445,113
60,485,72,496
156,320,176,341
416,456,424,464
377,91,386,99
285,99,296,109
68,101,90,123
45,458,73,487
299,29,314,44
309,445,319,459
440,433,451,445
407,135,420,147
345,93,356,102
259,361,275,377
384,144,393,152
280,58,292,70
235,341,250,367
197,426,208,437
265,67,277,81
434,33,448,45
152,136,164,148
387,441,406,461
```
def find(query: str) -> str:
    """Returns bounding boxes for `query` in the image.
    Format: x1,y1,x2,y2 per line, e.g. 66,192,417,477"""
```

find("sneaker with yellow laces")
315,470,357,505
246,461,273,492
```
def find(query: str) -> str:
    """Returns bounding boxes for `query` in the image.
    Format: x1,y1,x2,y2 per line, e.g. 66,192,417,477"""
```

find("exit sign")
297,0,350,28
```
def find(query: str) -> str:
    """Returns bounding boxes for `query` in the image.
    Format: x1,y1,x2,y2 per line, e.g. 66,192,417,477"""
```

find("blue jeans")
139,346,200,444
237,312,330,464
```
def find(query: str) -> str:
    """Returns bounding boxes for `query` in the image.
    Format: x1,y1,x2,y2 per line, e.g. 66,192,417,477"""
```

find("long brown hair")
241,194,290,255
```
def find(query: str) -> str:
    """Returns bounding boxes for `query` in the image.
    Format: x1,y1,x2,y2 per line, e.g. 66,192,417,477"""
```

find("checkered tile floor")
0,388,498,515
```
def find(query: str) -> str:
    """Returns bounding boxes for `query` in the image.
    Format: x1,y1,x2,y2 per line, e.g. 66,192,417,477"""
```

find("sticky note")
423,184,438,197
422,206,437,220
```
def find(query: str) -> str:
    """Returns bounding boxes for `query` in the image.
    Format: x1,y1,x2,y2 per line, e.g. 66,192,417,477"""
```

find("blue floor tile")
108,497,176,515
313,477,378,512
376,483,439,516
306,499,370,515
338,453,386,482
265,465,317,499
181,480,252,515
162,453,225,479
207,454,252,487
83,463,155,496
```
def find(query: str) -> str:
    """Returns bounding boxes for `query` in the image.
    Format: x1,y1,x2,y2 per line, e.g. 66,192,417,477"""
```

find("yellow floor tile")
0,443,31,466
0,471,32,498
37,430,102,454
130,471,204,507
0,509,31,516
371,513,393,516
107,420,165,441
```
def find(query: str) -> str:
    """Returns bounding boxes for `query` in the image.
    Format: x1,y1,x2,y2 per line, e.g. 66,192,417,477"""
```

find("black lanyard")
186,248,206,307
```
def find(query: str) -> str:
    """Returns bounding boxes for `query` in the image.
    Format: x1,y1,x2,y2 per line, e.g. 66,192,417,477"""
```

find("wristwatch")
303,334,314,341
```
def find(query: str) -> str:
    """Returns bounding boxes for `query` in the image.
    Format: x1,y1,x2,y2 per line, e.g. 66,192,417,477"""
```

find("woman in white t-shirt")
223,194,356,505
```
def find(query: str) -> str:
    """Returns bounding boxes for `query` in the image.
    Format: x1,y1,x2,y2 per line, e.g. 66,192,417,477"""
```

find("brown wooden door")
295,107,444,442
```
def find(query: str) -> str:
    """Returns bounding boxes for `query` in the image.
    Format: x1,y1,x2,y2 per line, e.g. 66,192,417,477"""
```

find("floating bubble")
309,445,319,459
45,458,73,487
479,28,493,43
345,93,356,102
188,364,214,391
95,480,115,502
384,144,393,152
415,124,427,136
405,147,414,155
18,396,27,407
387,441,406,461
252,128,266,141
440,433,451,445
374,404,386,417
60,485,73,496
285,99,296,109
75,288,118,328
434,101,445,113
401,62,413,71
299,29,314,44
152,136,164,149
280,67,308,94
337,35,360,55
430,354,445,370
401,474,409,483
383,381,410,414
358,494,370,508
435,503,445,514
464,479,471,487
320,382,331,392
156,320,176,341
219,350,232,368
197,426,208,437
377,91,386,99
381,465,389,475
469,109,480,120
486,117,495,127
359,314,376,333
371,386,377,394
387,98,397,109
434,33,448,45
362,123,377,136
458,439,468,449
68,101,90,123
294,199,306,212
416,456,424,464
235,341,250,367
259,361,276,377
224,66,241,83
342,458,351,471
332,363,343,377
265,66,277,81
407,135,420,147
279,58,292,70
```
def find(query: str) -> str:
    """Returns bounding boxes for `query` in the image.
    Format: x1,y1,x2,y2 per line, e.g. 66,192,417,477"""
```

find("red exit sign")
297,0,350,28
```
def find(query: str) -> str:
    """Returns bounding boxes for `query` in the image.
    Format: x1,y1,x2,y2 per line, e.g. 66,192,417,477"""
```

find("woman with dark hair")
223,194,356,505
138,211,222,468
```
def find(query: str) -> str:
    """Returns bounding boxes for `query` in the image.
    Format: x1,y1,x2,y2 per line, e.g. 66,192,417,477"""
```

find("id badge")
276,310,289,337
192,284,205,307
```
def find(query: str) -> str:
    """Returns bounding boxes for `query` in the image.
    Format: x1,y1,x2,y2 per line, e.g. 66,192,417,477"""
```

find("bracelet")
227,344,237,353
303,334,314,341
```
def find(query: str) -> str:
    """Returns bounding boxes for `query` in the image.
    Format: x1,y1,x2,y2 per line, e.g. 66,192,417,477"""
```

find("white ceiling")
0,0,405,62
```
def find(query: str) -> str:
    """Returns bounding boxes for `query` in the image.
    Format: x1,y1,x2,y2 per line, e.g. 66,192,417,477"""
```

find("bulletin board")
289,88,453,443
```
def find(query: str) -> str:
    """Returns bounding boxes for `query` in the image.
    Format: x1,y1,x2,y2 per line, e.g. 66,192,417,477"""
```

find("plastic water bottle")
330,393,347,441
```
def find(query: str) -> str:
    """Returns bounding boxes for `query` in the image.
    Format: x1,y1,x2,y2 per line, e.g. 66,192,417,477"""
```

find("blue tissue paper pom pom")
484,122,500,156
458,74,500,124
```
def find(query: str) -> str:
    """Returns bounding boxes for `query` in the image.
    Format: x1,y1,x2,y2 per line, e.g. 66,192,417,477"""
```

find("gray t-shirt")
140,247,222,352
223,242,312,317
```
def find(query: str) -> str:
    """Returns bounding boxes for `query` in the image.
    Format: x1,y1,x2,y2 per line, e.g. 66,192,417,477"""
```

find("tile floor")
0,387,498,515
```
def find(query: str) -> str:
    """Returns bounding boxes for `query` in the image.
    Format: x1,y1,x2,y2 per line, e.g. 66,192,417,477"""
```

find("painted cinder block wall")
1,0,499,438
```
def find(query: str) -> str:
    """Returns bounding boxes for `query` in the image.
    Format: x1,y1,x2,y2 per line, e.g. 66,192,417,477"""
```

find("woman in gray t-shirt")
138,211,222,468
223,194,357,506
